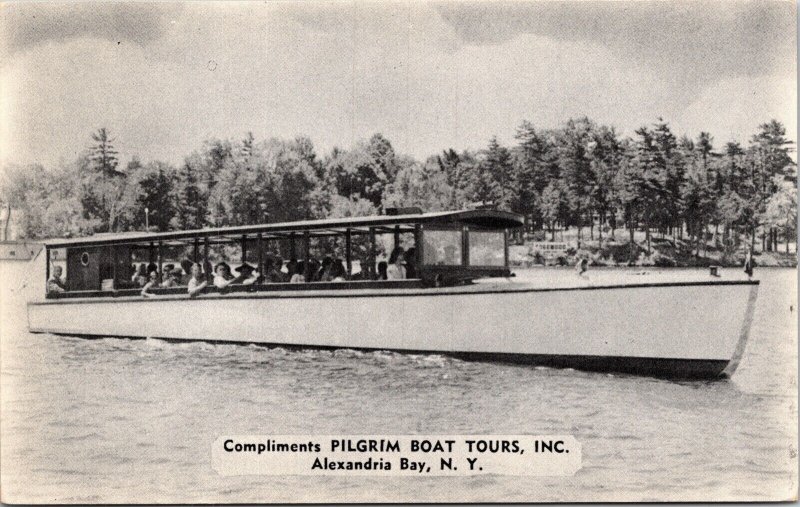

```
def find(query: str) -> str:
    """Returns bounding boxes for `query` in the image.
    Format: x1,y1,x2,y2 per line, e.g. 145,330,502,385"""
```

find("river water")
1,263,796,502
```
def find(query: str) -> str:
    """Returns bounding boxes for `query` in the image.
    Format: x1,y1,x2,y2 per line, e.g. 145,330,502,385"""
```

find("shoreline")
510,240,797,269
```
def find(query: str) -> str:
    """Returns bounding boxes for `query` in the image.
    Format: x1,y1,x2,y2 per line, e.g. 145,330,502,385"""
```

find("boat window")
468,230,505,266
423,229,462,266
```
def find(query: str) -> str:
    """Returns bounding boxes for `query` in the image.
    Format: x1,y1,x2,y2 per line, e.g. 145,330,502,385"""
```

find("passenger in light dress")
141,270,159,298
187,263,208,297
386,247,406,280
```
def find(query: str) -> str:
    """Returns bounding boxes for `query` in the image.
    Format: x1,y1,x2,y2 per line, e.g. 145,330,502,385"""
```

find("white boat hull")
27,279,759,379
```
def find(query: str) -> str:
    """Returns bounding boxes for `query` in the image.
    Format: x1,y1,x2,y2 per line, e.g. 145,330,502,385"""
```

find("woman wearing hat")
234,262,259,285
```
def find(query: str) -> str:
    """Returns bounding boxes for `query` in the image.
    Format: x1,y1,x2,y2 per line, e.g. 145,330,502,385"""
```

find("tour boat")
25,209,759,380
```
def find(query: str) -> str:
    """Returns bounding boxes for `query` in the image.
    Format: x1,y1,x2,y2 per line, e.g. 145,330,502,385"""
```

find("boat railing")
46,279,425,299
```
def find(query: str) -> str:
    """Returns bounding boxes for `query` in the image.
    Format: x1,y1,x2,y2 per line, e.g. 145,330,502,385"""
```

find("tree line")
1,118,796,260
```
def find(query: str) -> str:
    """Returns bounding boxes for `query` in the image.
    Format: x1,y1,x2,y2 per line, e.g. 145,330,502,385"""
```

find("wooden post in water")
345,228,352,277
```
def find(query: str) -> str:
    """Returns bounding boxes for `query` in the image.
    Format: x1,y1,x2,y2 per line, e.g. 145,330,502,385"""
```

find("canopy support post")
462,226,469,266
193,238,200,263
157,241,163,277
345,228,352,277
203,237,210,281
45,247,50,290
393,225,400,250
414,224,423,280
257,233,264,276
504,228,509,268
303,231,310,264
241,235,247,265
111,246,117,289
368,227,376,279
289,232,297,261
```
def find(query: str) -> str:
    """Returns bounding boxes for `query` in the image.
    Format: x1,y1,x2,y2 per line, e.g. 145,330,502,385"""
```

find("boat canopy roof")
44,209,523,249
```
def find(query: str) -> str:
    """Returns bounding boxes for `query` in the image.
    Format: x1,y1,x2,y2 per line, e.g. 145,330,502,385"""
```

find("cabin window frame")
44,213,520,298
465,226,508,268
420,225,465,268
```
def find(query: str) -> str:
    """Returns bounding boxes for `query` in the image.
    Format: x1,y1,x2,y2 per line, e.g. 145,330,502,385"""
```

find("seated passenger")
131,263,147,283
141,270,159,298
180,259,194,285
330,259,347,282
376,261,388,280
47,265,66,293
269,256,287,282
404,247,417,278
187,263,208,297
261,258,273,283
289,260,305,283
234,262,259,285
161,268,181,288
317,256,333,281
305,259,319,283
172,267,186,285
213,262,235,289
387,247,406,280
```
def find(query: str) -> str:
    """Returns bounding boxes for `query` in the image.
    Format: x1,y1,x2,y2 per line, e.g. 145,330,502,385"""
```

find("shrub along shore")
510,232,797,269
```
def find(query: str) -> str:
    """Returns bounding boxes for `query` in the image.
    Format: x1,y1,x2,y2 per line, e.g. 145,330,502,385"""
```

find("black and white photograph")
0,0,797,503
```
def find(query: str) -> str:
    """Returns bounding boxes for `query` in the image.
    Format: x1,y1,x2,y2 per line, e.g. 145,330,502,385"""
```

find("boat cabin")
42,209,523,298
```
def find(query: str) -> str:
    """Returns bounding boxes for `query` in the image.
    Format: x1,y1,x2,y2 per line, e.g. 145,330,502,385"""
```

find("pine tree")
136,162,176,232
90,128,119,176
173,161,207,230
479,137,513,208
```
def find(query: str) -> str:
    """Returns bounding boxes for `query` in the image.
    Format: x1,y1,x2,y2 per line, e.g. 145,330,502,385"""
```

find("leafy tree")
325,134,401,206
763,178,797,253
437,149,478,208
382,159,453,211
748,120,795,251
539,179,570,241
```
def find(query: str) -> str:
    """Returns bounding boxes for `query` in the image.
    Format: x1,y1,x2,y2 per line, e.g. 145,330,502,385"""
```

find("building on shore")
0,204,42,260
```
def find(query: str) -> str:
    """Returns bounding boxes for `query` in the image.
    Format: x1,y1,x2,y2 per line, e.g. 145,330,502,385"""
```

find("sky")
0,1,796,169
